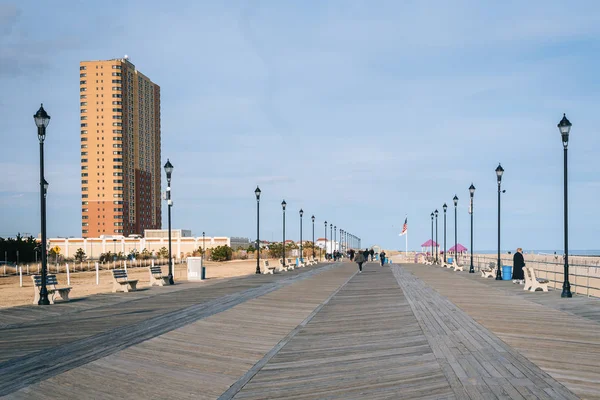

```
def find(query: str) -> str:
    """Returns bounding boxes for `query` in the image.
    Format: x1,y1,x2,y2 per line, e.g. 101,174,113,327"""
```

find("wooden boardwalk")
0,262,598,399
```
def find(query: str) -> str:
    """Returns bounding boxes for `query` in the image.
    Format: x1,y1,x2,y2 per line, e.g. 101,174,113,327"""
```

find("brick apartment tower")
80,57,161,238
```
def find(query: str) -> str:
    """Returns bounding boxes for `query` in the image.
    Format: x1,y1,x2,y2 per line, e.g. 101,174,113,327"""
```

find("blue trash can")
448,257,453,264
502,265,512,280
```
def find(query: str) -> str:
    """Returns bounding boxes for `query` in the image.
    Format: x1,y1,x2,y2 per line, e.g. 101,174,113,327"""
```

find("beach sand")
0,258,266,309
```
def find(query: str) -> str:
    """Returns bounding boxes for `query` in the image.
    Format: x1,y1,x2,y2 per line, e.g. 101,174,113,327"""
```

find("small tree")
158,246,169,259
140,248,152,260
268,242,283,259
74,248,87,262
211,245,232,262
246,244,256,253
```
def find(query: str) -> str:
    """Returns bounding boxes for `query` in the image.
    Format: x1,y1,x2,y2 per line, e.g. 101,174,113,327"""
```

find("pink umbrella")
420,239,439,247
448,244,467,253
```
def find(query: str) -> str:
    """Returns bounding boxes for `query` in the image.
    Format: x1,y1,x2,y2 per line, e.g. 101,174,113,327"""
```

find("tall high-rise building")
80,56,161,238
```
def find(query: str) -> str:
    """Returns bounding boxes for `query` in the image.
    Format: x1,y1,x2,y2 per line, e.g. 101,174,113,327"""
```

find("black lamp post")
495,165,504,280
443,203,447,263
254,187,261,274
434,210,438,263
164,159,174,284
35,105,50,305
202,231,206,255
311,215,315,258
324,221,327,261
282,200,287,268
558,114,572,298
330,223,333,258
430,212,434,258
469,184,475,273
299,209,303,261
334,225,337,255
453,195,458,263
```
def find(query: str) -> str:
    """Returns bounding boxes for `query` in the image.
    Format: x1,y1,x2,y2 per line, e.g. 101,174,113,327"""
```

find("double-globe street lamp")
34,104,51,305
255,187,261,274
164,159,174,284
282,200,287,268
330,224,333,258
495,165,504,280
558,114,572,298
469,184,476,273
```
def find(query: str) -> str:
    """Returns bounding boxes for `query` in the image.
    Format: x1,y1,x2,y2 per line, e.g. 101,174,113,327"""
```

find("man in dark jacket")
512,247,525,283
369,248,375,261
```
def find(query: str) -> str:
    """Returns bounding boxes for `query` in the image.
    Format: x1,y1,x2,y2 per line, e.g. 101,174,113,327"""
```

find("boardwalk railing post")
66,263,70,286
19,266,23,287
95,262,99,285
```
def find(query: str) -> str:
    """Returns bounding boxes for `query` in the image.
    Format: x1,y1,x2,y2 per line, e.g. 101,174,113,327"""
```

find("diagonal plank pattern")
232,265,455,400
401,263,600,399
0,263,341,397
5,264,357,399
392,265,579,400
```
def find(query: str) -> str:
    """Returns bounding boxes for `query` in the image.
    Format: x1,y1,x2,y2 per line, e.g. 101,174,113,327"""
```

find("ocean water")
474,250,600,257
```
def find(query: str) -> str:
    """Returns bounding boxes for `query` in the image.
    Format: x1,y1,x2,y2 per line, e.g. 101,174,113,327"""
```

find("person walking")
512,247,525,284
363,248,369,262
369,248,375,261
355,250,366,273
379,250,386,266
349,249,355,261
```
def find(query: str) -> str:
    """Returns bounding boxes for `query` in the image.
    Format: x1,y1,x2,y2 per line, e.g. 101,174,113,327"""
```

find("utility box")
187,257,205,281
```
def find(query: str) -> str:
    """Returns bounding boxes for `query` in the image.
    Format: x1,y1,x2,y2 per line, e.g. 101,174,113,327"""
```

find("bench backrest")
279,259,285,266
113,269,129,280
32,274,58,287
529,267,541,281
524,267,533,285
286,258,295,264
263,260,270,267
149,266,163,275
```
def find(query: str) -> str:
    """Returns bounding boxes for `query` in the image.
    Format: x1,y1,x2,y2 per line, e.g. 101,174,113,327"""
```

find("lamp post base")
38,289,50,305
168,274,174,285
469,266,474,273
561,284,572,298
495,274,502,280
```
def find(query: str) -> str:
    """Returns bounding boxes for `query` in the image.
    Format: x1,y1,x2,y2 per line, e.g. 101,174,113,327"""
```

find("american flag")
399,217,408,236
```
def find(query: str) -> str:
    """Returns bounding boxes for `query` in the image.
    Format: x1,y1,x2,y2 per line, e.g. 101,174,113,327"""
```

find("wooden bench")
148,265,170,286
481,262,496,278
262,260,276,274
524,267,549,292
307,257,317,266
424,257,434,266
32,274,72,305
287,258,304,268
112,269,139,292
452,259,464,272
278,259,293,271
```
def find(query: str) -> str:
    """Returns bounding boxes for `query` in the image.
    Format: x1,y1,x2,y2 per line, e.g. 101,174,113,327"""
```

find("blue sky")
1,1,600,251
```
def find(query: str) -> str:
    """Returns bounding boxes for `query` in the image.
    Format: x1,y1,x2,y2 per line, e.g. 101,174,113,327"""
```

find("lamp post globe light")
495,165,504,280
558,113,572,298
34,104,51,305
324,221,327,261
255,187,261,274
282,200,287,268
443,203,447,263
469,184,476,273
453,195,458,265
164,159,174,284
311,215,315,258
299,209,303,262
434,210,438,263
